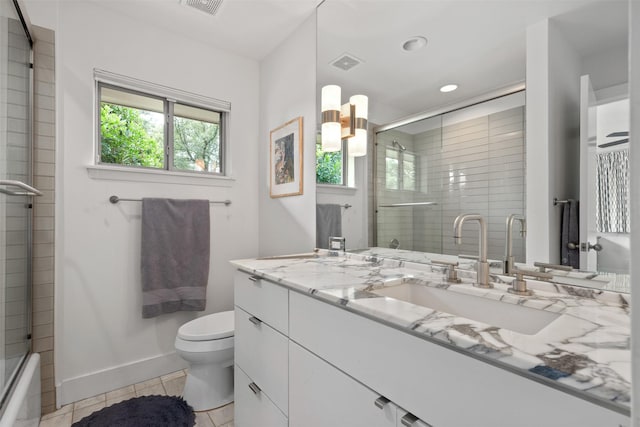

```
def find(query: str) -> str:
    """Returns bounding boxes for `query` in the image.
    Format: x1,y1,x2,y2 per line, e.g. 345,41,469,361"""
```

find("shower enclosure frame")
371,82,526,250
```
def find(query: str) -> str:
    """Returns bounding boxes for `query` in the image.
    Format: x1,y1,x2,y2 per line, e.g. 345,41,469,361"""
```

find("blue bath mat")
71,395,195,427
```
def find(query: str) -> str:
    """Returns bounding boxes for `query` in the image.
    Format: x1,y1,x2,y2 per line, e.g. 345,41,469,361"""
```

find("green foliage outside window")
100,103,222,173
316,143,343,184
174,117,220,173
100,103,164,168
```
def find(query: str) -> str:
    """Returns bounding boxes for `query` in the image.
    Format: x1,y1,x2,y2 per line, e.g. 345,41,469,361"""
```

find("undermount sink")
372,283,560,335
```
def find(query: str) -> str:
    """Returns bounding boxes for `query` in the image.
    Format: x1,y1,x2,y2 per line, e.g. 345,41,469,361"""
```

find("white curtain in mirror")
595,149,629,233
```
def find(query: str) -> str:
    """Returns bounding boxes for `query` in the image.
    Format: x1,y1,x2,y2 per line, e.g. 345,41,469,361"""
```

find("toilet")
175,310,234,411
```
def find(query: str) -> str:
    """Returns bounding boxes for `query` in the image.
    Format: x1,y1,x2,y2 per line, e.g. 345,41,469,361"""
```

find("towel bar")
553,198,574,206
109,195,231,206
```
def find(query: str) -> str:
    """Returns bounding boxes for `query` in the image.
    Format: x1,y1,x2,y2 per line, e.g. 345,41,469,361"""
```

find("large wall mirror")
316,0,629,292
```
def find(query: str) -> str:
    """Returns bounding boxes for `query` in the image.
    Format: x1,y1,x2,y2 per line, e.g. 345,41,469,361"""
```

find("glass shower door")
0,0,36,406
374,115,444,253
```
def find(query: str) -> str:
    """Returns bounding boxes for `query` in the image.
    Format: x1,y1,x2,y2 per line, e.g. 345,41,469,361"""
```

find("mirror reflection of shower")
392,140,406,151
374,90,526,261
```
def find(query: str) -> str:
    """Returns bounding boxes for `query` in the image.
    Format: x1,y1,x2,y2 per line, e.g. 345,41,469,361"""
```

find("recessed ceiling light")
440,84,458,93
402,36,428,52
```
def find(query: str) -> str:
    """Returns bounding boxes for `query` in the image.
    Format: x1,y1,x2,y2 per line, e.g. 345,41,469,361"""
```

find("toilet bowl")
175,310,234,411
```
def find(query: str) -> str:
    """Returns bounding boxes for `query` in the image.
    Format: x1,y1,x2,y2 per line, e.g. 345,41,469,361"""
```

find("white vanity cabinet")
234,271,288,427
289,291,629,427
234,269,629,427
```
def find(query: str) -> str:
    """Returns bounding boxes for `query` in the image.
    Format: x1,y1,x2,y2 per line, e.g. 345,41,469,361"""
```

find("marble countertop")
230,250,630,414
350,247,631,293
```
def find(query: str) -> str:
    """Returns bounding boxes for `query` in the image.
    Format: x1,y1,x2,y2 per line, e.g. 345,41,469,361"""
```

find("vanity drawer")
235,306,288,414
290,341,397,427
234,270,288,334
234,365,287,427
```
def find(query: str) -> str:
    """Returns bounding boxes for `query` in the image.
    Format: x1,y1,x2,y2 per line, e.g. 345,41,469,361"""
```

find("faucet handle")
432,259,462,284
511,268,554,281
533,262,573,273
508,268,553,296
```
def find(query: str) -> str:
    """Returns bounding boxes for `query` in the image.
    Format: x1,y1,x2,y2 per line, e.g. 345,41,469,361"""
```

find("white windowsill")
316,184,358,195
87,165,235,187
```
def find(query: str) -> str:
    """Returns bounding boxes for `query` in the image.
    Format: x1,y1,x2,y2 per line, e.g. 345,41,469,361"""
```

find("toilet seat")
178,310,234,341
175,335,234,353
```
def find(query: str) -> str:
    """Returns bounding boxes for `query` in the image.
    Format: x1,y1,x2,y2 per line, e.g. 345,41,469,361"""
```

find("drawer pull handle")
248,275,260,282
248,382,261,394
401,413,420,427
374,396,390,409
249,316,262,326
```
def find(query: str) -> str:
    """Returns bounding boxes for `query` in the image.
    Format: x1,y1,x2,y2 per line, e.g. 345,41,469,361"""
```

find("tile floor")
38,370,234,427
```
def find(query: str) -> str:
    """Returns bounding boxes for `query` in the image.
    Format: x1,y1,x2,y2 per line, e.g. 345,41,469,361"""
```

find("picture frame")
270,116,303,198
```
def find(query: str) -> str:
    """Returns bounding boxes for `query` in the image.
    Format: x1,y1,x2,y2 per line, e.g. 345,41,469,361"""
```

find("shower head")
392,140,406,151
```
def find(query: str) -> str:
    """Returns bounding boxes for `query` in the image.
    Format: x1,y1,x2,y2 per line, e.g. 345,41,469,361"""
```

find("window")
386,147,417,190
316,139,347,185
316,142,343,185
385,148,399,189
96,71,229,175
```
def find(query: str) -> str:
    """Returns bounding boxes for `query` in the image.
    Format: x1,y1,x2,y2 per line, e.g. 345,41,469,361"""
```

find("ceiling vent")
331,53,362,71
180,0,224,16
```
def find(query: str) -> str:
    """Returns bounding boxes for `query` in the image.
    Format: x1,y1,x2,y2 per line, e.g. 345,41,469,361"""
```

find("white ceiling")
90,0,321,61
74,0,628,126
317,0,629,125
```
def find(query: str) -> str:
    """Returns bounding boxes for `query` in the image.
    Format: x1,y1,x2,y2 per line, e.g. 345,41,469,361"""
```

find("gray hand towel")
561,199,579,268
141,198,210,318
316,204,342,249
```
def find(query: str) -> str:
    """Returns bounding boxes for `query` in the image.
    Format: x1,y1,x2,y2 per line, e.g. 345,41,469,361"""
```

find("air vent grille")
181,0,224,16
331,54,362,71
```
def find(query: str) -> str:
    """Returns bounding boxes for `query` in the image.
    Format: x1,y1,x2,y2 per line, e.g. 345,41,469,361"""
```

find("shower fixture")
392,140,406,151
180,0,224,16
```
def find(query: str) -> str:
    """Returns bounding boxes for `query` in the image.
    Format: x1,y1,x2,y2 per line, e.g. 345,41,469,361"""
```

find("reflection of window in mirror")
316,139,357,187
385,148,398,189
385,147,417,191
403,152,416,190
316,140,344,185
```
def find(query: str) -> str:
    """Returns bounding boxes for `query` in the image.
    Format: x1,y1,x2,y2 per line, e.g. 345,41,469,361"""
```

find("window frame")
94,69,230,176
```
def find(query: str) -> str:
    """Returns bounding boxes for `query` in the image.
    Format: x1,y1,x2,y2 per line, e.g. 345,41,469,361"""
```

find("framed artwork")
270,116,303,198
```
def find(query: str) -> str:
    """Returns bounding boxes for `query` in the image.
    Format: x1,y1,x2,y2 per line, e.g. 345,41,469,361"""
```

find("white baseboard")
56,352,189,407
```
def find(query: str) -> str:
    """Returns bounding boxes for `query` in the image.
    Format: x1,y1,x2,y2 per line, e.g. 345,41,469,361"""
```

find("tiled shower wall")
32,25,56,415
375,105,526,262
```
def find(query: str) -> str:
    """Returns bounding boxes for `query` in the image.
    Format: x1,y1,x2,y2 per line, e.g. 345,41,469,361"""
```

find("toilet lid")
178,310,234,341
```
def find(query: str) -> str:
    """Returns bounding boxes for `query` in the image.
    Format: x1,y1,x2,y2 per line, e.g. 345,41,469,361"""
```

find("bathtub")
0,353,41,427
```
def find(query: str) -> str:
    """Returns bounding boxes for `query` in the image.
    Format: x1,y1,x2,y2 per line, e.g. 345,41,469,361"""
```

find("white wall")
525,19,581,264
24,0,261,405
258,15,316,256
525,20,551,263
547,21,582,263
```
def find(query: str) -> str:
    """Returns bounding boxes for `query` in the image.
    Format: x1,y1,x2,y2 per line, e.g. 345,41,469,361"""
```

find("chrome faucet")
504,214,526,275
453,213,491,288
